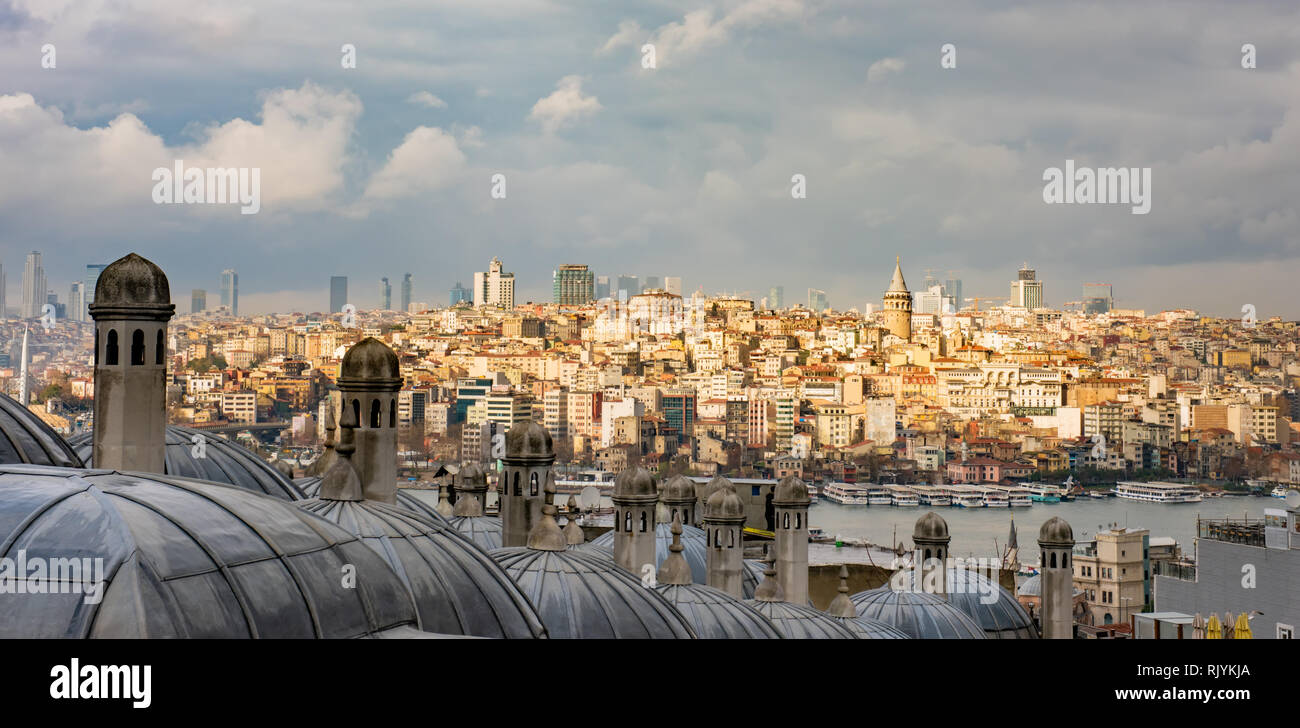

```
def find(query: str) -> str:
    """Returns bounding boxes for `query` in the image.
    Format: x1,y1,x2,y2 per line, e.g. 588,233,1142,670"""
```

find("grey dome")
848,588,988,639
830,615,912,639
490,547,696,638
91,253,171,307
0,392,83,468
705,482,744,518
1039,516,1074,545
504,420,553,461
743,600,857,639
1018,573,1083,599
0,465,422,638
773,475,809,504
740,558,766,599
891,569,1038,639
294,476,447,522
613,466,657,498
661,474,697,503
339,337,401,382
449,514,504,551
591,521,709,583
69,425,302,500
298,498,546,639
654,583,782,638
913,511,949,541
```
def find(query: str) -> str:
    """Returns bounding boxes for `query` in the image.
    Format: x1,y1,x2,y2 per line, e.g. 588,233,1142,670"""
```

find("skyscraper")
643,275,662,291
945,277,963,311
69,282,85,321
401,273,412,313
449,281,471,306
663,276,682,296
616,275,639,299
221,269,239,316
330,276,349,313
380,277,392,310
472,257,515,308
769,286,784,310
807,288,828,312
1083,282,1113,314
553,264,594,305
85,264,107,320
21,252,46,320
595,275,611,300
1010,264,1044,309
191,289,207,313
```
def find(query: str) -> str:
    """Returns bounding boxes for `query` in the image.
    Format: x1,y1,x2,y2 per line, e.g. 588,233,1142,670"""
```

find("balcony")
1198,517,1266,548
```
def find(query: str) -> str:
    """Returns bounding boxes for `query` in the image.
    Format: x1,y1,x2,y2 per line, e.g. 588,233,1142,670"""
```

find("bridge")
188,420,292,435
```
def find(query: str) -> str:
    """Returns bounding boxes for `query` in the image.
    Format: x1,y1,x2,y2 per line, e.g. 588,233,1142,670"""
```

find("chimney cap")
89,253,175,319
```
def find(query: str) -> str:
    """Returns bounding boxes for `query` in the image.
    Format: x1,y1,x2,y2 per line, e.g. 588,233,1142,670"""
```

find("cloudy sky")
1,0,1298,317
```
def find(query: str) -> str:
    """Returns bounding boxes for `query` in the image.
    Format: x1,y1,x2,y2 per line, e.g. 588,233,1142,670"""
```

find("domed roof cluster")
297,497,546,639
890,568,1038,639
69,425,302,500
296,474,447,522
825,566,911,639
0,465,422,638
0,392,84,468
590,521,710,583
742,553,855,639
848,588,988,639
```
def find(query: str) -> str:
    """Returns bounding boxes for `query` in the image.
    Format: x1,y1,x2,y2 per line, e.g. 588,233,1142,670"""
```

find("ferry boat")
982,492,1010,508
1114,481,1204,504
865,486,893,506
888,486,920,507
1007,492,1032,507
987,485,1032,507
1271,485,1296,499
821,482,871,505
1021,482,1062,503
953,493,986,508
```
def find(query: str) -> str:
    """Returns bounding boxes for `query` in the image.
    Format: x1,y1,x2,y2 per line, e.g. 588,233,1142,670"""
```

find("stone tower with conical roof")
89,253,176,473
500,420,554,547
661,474,699,528
453,462,489,516
337,337,403,504
882,256,912,342
773,475,811,605
1038,516,1075,639
913,511,951,597
703,477,745,597
611,466,658,575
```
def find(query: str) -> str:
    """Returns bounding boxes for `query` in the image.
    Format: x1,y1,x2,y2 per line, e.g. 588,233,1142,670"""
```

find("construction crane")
964,295,1008,312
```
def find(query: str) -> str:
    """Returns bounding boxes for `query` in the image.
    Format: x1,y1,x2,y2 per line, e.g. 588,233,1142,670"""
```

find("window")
370,399,381,428
639,511,647,533
131,329,145,365
156,330,164,365
529,472,538,496
1278,624,1294,639
105,330,119,365
390,399,396,428
752,486,761,497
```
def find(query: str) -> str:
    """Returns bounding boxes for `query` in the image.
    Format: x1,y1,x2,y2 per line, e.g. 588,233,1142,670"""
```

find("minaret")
18,325,29,406
563,495,584,545
336,337,403,504
773,475,811,605
89,253,176,473
1004,514,1019,570
611,466,658,574
500,420,554,548
882,255,912,342
656,512,692,586
913,511,950,597
1039,516,1076,639
661,474,699,528
453,462,488,517
703,479,746,597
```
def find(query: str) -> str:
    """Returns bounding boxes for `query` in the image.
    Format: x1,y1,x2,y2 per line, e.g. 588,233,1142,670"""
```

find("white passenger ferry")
821,482,871,505
1115,481,1204,504
887,486,920,507
911,485,953,507
982,491,1010,508
865,486,894,506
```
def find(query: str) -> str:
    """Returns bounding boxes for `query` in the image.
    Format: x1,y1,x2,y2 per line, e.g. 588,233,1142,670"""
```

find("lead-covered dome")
297,498,546,639
504,420,553,461
1018,573,1083,599
0,392,83,467
743,601,857,639
293,476,447,522
69,425,302,500
90,253,171,307
339,337,401,383
1039,516,1074,545
449,514,504,550
848,588,988,639
490,547,696,639
890,568,1038,639
0,465,421,638
655,583,781,638
913,511,949,541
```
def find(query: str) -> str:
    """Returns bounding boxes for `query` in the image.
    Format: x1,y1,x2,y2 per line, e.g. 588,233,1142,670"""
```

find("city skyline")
2,3,1298,317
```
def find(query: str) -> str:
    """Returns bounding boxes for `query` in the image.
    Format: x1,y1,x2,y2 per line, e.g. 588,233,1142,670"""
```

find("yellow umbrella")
1233,612,1252,639
1206,614,1222,639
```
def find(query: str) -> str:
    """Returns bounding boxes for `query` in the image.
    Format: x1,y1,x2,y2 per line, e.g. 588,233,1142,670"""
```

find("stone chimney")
1038,516,1076,639
336,337,403,504
773,475,811,605
500,420,553,547
702,478,745,597
611,466,658,575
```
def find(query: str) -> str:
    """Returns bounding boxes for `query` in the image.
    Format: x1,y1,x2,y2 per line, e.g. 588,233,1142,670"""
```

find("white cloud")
528,76,602,134
407,91,448,109
605,0,807,66
360,126,466,204
866,57,905,82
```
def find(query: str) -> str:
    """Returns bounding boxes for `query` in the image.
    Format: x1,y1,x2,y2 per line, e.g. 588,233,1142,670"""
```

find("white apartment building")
473,257,515,309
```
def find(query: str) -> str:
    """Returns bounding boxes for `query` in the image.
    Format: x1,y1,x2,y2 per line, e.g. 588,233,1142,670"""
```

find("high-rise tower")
882,256,912,341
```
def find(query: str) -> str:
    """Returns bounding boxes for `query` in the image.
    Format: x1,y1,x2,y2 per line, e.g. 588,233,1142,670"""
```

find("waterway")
807,496,1279,562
